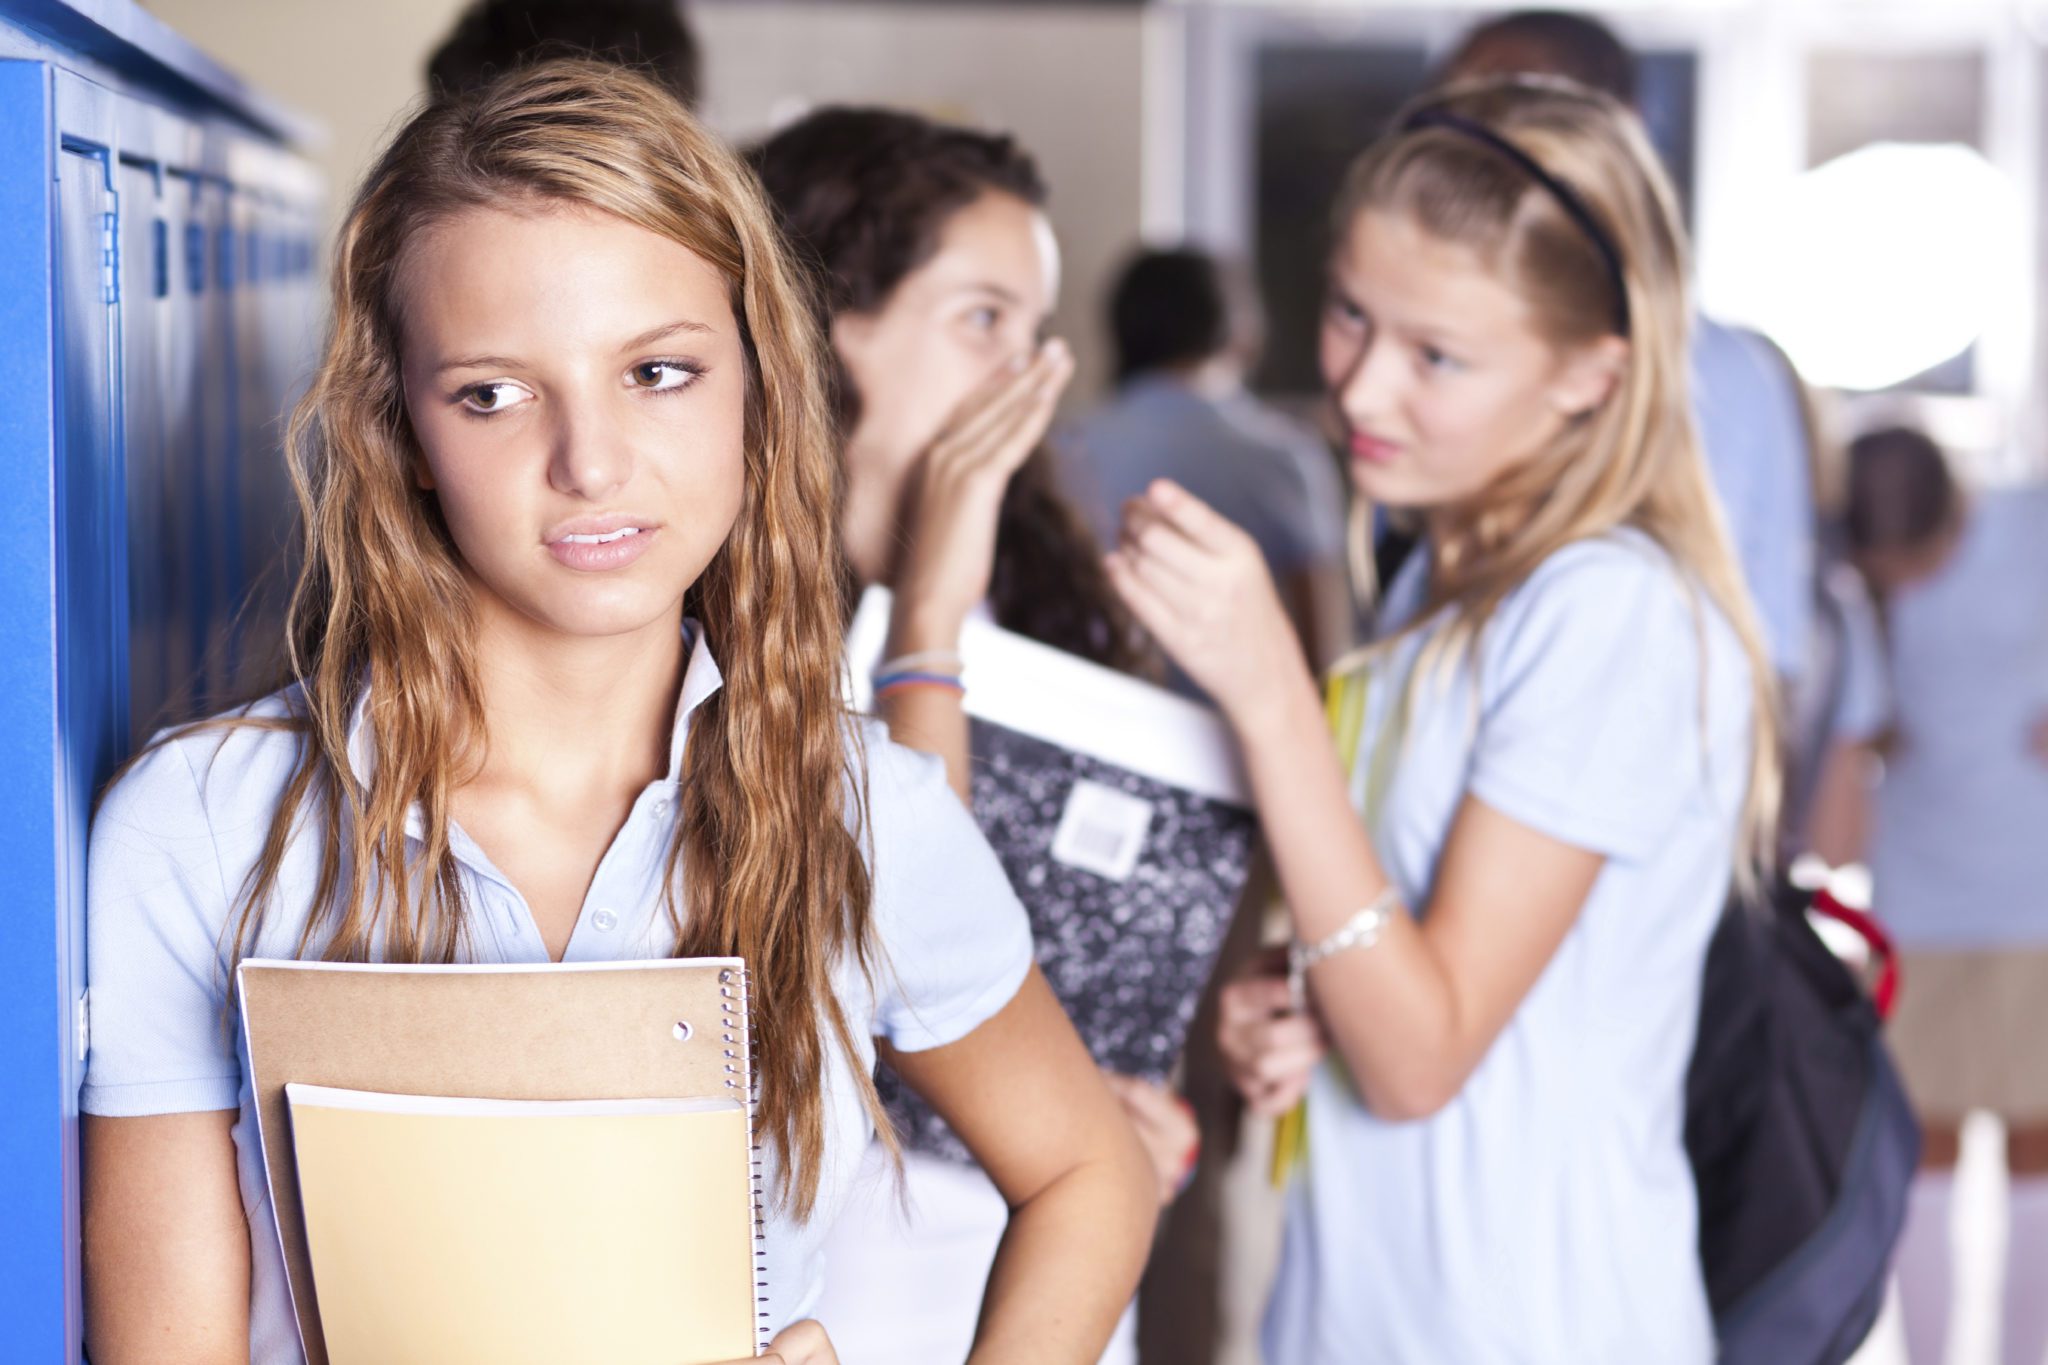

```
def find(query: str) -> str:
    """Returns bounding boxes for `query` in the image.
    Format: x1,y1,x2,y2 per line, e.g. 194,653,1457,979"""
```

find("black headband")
1400,108,1631,337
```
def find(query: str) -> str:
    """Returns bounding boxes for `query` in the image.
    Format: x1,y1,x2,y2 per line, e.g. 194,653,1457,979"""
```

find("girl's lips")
1350,432,1402,465
545,525,657,571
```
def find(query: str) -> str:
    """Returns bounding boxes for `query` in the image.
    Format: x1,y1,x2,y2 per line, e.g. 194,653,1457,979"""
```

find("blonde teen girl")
79,62,1154,1365
1110,79,1778,1363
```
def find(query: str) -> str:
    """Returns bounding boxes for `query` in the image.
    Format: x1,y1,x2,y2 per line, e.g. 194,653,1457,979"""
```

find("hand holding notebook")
241,957,766,1365
734,1319,839,1364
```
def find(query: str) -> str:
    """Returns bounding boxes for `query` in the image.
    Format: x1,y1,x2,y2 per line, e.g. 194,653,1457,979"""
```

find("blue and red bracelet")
873,669,966,700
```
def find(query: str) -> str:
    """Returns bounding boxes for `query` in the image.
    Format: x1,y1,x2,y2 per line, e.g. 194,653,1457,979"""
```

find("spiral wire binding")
720,965,770,1354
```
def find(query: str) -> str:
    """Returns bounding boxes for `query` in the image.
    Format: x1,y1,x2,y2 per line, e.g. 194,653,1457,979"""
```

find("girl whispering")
1115,78,1777,1362
79,62,1155,1365
752,106,1194,1365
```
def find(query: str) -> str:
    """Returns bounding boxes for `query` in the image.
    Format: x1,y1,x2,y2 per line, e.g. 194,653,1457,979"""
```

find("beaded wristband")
874,671,967,700
875,649,964,677
1287,886,1401,1009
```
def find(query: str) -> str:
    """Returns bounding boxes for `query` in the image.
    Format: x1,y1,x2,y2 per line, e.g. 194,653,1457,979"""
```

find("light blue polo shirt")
1061,375,1346,581
1264,530,1751,1364
80,629,1035,1362
1691,316,1816,683
1871,486,2048,948
1828,563,1890,747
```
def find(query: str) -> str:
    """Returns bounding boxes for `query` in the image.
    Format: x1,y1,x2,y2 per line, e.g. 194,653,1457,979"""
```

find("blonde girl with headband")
1109,78,1777,1362
79,62,1155,1365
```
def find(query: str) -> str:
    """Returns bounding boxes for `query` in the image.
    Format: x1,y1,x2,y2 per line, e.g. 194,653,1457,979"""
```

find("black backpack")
1684,576,1921,1364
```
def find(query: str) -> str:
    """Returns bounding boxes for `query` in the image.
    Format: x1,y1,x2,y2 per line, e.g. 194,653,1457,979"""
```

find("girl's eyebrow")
435,351,523,376
950,281,1024,306
1328,270,1477,348
1339,285,1479,352
433,318,716,376
1404,321,1477,351
619,317,716,352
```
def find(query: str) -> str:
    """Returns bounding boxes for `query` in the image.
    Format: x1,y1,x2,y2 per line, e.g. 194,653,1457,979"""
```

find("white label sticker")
1049,779,1154,882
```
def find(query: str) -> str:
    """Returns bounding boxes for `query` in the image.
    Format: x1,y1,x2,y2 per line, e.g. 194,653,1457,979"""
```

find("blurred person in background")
1786,556,1890,868
1734,329,1888,867
1436,10,1817,697
426,0,701,108
1843,427,2048,1365
1062,247,1350,690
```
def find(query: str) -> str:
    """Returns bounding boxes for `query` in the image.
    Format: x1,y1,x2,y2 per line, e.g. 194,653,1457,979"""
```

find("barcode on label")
1049,779,1154,882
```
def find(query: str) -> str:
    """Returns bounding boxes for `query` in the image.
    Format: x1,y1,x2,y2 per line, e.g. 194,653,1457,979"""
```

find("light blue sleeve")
1690,319,1816,681
1220,398,1346,573
79,737,242,1116
1050,417,1121,554
1469,540,1743,863
858,728,1035,1053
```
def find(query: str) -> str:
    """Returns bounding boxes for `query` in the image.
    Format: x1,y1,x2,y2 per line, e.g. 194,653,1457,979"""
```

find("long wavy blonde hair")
1339,78,1781,872
225,61,882,1217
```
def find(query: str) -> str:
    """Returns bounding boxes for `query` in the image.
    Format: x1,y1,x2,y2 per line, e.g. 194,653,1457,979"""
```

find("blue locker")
119,148,169,740
0,3,320,1357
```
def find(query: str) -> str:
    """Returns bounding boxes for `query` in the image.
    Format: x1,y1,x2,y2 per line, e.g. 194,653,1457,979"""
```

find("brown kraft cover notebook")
237,957,763,1365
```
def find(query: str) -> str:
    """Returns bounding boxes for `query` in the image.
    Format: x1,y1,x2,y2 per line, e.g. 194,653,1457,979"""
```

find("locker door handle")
185,221,204,295
215,224,235,292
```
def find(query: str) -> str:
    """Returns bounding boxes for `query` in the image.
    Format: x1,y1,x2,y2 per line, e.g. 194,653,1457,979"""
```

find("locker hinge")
100,210,118,305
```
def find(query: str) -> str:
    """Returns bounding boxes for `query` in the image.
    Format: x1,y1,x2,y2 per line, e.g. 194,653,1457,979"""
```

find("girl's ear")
408,433,437,492
1546,334,1629,419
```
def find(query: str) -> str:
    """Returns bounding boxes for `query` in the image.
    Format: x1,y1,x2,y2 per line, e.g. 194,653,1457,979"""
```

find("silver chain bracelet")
1288,886,1402,1009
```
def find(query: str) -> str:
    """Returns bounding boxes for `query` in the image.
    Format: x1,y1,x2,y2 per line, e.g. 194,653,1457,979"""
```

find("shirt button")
592,908,619,932
652,797,672,821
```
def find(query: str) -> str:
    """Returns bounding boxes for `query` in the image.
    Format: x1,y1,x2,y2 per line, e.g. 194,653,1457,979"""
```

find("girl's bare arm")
884,967,1156,1364
84,1110,249,1364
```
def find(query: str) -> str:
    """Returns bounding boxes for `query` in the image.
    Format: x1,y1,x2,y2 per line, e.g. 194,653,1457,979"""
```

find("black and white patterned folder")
847,588,1258,1165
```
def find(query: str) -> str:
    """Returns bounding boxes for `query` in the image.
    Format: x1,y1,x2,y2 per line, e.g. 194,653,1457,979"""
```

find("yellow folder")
285,1086,755,1365
239,958,761,1365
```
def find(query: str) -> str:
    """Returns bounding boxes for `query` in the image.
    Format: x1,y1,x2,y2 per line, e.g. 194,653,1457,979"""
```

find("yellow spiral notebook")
239,957,764,1365
285,1086,754,1365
